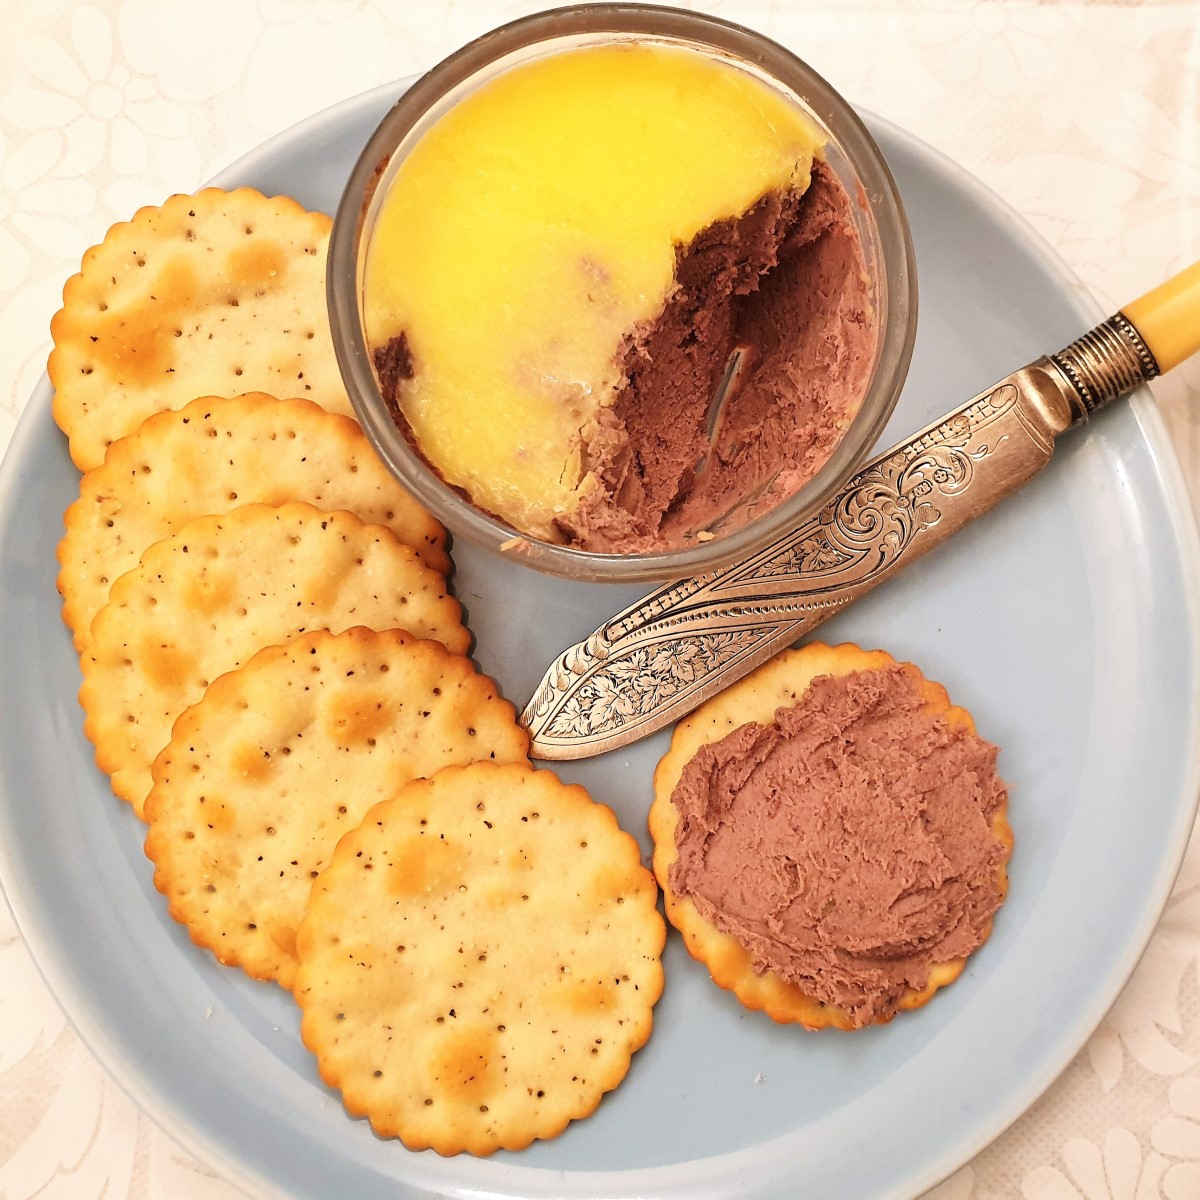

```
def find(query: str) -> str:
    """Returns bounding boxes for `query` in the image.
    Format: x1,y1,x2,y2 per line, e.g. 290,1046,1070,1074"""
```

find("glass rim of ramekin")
328,1,918,583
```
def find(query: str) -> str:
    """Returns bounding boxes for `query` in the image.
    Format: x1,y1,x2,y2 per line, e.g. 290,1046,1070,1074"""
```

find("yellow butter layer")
364,42,823,540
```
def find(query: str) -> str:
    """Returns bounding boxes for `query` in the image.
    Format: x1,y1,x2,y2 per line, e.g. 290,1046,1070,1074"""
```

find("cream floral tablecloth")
2,2,1199,1198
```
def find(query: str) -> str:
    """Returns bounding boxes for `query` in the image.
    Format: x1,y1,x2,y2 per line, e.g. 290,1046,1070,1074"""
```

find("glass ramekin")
328,2,917,584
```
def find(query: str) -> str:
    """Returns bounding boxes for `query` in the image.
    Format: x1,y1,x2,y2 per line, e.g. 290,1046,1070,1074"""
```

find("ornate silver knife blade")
522,314,1161,758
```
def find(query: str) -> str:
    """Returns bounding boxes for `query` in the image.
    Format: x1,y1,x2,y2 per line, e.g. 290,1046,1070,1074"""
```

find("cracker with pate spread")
650,641,1011,1030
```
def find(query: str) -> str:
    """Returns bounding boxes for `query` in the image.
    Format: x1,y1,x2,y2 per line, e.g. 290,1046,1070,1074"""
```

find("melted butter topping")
364,43,822,539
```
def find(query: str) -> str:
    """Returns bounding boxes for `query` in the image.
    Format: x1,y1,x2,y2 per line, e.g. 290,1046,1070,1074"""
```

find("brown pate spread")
668,665,1009,1026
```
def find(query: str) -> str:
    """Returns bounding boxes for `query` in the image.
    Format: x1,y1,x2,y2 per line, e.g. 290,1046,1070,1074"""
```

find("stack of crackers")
50,187,665,1156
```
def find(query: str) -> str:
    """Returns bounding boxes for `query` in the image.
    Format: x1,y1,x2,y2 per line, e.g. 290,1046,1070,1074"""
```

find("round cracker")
649,642,1012,1031
50,187,350,471
81,502,468,818
294,762,665,1156
144,628,530,990
59,393,449,653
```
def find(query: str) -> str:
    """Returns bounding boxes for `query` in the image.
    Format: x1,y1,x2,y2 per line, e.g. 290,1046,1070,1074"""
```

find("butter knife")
523,261,1200,759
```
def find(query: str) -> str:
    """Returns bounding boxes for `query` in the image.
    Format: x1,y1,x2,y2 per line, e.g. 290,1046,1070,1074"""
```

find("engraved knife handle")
523,267,1194,758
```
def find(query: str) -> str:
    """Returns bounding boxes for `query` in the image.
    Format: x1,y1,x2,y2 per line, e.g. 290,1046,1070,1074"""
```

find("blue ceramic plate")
1,83,1198,1200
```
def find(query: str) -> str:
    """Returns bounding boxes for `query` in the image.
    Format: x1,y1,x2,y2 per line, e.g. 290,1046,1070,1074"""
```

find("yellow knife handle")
1123,260,1200,374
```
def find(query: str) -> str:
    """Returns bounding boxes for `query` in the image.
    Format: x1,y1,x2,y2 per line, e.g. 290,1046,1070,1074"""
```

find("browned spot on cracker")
325,691,395,748
227,239,288,293
182,565,236,617
137,635,197,691
231,741,274,783
429,1026,499,1106
387,834,467,899
86,257,196,386
563,977,617,1015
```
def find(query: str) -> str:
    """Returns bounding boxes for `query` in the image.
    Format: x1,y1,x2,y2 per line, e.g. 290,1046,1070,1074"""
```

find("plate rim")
2,80,1199,1200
